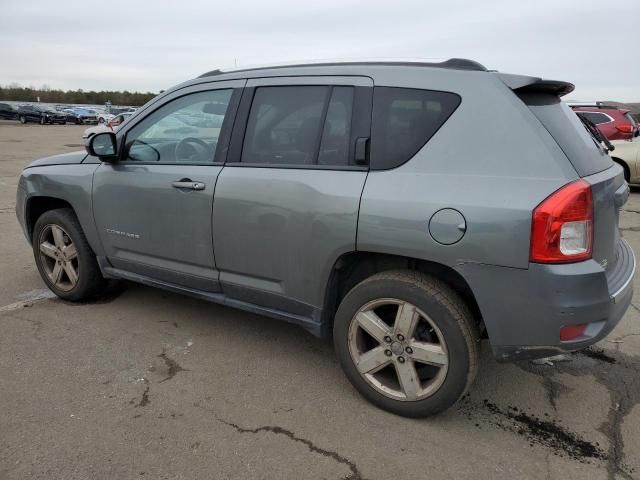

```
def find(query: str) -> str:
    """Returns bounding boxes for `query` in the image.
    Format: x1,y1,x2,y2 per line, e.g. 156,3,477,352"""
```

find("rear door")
92,80,244,292
212,76,372,314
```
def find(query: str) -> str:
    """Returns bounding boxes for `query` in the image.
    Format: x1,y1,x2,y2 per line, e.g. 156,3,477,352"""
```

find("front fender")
19,164,104,256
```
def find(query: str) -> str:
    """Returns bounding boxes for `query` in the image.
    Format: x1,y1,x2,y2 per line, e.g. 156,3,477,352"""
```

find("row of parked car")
0,102,137,126
568,103,640,185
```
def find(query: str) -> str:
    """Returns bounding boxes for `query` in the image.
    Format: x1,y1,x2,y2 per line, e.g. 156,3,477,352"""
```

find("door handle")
172,180,206,191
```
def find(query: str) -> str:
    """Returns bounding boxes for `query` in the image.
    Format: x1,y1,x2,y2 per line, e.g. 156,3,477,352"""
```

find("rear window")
519,93,612,177
576,111,612,125
624,112,638,126
370,87,461,170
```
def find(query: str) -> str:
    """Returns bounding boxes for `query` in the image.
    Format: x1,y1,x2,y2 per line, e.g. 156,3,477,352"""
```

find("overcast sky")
2,0,639,101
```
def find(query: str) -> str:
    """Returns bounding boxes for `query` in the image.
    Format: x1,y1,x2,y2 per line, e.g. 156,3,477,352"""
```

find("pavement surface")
1,122,640,480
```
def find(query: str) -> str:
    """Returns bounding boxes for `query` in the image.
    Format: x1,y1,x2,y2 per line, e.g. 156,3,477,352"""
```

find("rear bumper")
456,238,635,361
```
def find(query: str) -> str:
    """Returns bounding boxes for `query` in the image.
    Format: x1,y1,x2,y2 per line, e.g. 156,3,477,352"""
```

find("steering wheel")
175,137,213,163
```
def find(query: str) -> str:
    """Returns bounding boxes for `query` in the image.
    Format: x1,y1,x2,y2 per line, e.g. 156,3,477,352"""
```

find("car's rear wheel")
33,208,106,301
333,270,479,417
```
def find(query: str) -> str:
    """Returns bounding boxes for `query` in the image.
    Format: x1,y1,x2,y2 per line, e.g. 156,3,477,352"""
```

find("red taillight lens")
616,124,634,134
560,323,587,341
530,180,593,263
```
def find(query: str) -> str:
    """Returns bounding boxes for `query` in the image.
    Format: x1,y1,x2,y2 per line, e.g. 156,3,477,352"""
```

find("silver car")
16,59,635,417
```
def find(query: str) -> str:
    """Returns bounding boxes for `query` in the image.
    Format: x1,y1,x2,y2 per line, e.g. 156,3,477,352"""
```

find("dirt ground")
1,122,640,480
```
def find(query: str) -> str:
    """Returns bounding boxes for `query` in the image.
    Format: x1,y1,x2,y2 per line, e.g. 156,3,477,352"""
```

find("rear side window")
519,93,612,177
576,111,612,125
370,87,461,170
241,85,354,167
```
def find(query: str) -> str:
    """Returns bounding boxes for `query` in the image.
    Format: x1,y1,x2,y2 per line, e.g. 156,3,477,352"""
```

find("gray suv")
16,59,635,417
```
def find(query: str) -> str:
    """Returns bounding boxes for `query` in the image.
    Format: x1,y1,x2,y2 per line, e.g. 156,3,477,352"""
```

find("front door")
212,77,372,316
92,80,244,292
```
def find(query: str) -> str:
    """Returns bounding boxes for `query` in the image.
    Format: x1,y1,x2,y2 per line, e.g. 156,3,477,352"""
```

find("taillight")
616,124,634,134
530,180,593,263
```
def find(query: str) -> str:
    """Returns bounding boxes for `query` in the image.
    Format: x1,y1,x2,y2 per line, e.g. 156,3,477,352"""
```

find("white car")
97,112,115,124
82,112,133,139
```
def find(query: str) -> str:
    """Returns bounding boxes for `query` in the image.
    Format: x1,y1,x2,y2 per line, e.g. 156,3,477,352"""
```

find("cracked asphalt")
1,122,640,480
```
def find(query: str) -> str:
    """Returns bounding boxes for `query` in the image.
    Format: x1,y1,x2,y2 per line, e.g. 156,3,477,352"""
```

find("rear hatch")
499,73,625,279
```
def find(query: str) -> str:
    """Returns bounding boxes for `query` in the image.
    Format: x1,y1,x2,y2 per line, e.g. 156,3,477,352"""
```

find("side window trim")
226,83,372,170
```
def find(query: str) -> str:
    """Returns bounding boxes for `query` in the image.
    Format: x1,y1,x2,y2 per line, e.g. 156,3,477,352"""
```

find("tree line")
0,84,158,106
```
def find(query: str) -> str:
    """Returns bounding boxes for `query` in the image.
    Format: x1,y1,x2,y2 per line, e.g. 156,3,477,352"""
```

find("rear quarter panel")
358,69,578,270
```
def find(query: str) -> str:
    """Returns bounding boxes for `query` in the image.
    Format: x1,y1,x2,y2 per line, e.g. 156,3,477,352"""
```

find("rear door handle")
172,179,205,191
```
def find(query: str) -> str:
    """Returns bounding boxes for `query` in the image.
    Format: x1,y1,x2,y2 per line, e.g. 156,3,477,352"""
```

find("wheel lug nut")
384,336,392,343
405,347,413,354
397,334,404,341
384,349,392,357
398,356,405,363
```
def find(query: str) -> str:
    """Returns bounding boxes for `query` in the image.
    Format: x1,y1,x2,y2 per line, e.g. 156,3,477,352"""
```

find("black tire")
333,270,479,417
32,208,106,301
19,115,26,124
40,116,45,125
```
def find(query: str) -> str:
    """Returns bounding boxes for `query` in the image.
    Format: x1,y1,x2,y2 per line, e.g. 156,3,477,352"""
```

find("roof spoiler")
496,73,575,97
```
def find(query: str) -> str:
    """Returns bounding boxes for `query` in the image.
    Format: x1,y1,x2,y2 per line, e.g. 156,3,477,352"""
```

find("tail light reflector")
530,180,593,263
560,324,587,341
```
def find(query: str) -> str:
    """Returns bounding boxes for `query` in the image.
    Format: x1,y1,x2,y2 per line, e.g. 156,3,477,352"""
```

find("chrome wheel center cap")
390,341,404,355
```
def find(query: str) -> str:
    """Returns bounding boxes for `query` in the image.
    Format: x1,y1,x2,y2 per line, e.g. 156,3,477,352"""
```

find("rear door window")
370,87,461,170
240,85,355,167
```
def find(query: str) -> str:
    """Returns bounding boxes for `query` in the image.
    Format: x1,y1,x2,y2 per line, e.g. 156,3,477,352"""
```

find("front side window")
241,85,355,166
370,87,461,170
124,89,232,163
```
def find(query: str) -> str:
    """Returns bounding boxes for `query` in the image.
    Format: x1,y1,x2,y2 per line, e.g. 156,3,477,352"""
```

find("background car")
96,111,114,124
106,112,132,129
63,107,98,125
571,103,638,140
609,140,640,184
17,105,66,124
83,112,133,139
0,102,18,120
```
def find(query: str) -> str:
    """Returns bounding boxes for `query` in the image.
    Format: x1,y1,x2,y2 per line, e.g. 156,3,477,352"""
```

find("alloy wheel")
348,298,449,401
38,224,79,291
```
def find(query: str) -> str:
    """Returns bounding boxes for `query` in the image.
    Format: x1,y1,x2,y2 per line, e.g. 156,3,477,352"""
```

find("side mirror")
86,132,118,161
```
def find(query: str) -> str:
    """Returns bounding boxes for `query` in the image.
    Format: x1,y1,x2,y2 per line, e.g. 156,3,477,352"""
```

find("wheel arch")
322,251,484,336
25,196,75,242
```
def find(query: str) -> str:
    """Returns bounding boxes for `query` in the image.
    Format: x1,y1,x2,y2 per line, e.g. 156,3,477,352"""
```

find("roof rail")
198,58,487,78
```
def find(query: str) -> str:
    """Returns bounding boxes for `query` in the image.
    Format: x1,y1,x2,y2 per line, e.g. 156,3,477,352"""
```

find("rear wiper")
578,114,614,152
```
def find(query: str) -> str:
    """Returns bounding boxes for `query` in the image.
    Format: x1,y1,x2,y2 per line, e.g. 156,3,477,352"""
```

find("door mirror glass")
86,132,118,160
127,139,160,162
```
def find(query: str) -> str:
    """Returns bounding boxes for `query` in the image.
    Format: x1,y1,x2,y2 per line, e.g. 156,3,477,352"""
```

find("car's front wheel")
32,208,106,301
333,270,479,417
19,115,26,124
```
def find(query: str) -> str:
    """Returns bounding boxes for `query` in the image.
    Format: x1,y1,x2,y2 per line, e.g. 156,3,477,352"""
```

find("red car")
570,103,638,141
